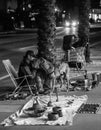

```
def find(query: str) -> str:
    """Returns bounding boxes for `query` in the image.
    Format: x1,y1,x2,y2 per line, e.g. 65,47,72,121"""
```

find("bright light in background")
21,21,24,28
65,20,79,27
64,27,77,35
55,6,60,12
31,17,35,21
23,7,25,11
65,21,70,26
93,14,98,21
89,13,91,19
72,27,77,34
55,8,58,12
28,4,31,8
99,14,101,19
100,0,101,6
63,10,66,13
11,17,14,20
71,21,77,27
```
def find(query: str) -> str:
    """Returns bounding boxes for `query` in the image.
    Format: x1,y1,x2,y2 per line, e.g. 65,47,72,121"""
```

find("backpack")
40,58,54,75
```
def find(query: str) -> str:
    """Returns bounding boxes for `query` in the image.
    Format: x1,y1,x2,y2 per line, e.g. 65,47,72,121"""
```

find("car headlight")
65,21,70,26
72,21,77,26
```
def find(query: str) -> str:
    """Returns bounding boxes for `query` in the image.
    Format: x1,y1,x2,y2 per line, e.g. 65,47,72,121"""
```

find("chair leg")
25,77,34,95
12,78,26,95
75,62,80,73
12,77,34,96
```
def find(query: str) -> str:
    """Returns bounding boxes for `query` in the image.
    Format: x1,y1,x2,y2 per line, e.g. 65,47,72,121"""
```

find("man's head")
25,50,36,61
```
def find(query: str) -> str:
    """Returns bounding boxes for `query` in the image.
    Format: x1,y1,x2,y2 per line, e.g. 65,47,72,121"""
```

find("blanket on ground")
1,95,88,127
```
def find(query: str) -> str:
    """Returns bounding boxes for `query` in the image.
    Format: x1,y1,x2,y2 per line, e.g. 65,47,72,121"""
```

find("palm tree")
78,0,90,44
36,0,56,63
78,0,91,62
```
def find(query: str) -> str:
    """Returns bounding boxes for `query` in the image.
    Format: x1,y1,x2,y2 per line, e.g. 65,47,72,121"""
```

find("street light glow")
65,21,70,26
72,21,77,27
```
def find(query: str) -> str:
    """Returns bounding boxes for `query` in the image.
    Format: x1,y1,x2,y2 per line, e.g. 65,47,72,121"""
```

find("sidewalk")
0,58,101,130
0,42,101,129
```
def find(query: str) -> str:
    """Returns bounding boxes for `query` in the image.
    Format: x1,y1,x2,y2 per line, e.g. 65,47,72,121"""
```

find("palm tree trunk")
36,0,56,63
78,0,91,62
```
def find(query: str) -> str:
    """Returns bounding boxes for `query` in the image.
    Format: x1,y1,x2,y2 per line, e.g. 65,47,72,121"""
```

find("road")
0,27,101,86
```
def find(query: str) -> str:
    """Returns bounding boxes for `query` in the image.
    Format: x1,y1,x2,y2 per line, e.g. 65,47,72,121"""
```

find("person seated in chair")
18,50,38,93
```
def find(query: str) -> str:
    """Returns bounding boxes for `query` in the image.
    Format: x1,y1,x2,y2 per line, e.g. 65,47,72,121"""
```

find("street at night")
1,0,101,130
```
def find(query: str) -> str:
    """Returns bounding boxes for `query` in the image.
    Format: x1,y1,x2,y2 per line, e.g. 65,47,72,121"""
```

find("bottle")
96,73,100,86
84,79,88,90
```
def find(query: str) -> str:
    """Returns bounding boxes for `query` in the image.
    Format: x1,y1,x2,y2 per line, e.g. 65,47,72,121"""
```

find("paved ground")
0,60,101,130
0,28,101,129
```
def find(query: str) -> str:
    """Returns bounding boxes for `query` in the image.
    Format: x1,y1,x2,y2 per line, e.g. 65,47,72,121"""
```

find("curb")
0,29,37,38
0,27,62,37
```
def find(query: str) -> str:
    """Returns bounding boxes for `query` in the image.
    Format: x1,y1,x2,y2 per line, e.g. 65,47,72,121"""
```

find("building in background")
89,9,101,22
89,0,101,23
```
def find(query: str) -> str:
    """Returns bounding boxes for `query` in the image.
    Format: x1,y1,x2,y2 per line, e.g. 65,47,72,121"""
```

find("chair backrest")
2,59,18,88
63,35,73,51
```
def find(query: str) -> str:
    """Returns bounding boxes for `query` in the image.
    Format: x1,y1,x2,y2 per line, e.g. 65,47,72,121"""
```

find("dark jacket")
18,58,33,85
18,59,32,77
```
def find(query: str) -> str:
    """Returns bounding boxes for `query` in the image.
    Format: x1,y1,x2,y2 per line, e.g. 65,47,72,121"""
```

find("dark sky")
56,0,101,10
91,0,101,8
56,0,74,7
56,0,75,11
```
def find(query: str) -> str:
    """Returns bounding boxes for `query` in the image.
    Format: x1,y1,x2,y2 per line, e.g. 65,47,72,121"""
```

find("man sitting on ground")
31,56,55,94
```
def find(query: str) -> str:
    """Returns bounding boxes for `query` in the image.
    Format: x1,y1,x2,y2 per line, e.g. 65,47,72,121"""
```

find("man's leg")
35,76,44,94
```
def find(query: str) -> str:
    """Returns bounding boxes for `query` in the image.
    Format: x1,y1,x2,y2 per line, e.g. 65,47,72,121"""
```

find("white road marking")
18,45,37,51
56,30,65,35
0,75,9,80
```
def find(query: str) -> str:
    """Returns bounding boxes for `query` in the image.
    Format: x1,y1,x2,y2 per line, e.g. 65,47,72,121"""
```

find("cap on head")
25,50,36,58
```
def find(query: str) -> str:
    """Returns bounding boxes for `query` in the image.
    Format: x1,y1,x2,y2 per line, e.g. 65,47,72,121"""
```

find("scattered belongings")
48,106,63,121
69,71,101,91
1,95,88,126
0,92,29,101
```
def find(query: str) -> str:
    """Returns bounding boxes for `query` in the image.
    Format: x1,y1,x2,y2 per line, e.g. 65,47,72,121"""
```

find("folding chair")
2,59,34,96
68,47,86,73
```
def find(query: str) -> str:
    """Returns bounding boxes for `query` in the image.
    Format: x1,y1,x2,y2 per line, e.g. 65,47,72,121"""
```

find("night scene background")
0,0,101,130
0,0,101,30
